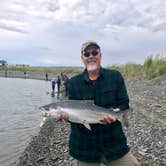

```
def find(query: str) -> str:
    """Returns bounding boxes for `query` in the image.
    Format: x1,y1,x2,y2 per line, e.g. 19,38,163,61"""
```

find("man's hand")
55,113,69,122
100,108,120,124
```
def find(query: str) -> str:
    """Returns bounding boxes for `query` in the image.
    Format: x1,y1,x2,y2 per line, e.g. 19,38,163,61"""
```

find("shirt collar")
83,66,105,83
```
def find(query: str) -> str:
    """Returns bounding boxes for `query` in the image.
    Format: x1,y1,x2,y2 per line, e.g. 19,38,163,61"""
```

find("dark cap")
81,40,100,53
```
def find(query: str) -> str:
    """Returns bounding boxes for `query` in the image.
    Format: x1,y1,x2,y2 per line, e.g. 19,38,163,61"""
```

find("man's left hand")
100,108,120,124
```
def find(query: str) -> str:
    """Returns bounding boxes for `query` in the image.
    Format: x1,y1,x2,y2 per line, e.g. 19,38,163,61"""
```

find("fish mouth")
42,111,50,117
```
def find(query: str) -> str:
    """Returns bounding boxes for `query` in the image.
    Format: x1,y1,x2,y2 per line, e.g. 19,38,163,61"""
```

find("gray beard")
87,64,97,71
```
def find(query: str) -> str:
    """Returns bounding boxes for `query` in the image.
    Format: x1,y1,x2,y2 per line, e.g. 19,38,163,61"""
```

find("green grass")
107,63,143,80
1,55,166,80
0,66,84,74
143,55,166,79
107,55,166,80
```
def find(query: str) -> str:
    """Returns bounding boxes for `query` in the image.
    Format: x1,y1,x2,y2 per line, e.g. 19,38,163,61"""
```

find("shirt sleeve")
116,72,129,111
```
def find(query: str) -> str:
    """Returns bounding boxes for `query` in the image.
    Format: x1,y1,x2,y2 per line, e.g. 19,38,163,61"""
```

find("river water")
0,77,58,166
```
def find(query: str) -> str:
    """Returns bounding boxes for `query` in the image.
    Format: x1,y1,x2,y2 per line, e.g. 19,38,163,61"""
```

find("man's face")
81,47,102,71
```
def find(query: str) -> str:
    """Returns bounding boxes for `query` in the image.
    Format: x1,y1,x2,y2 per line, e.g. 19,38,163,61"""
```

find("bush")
107,63,143,80
143,55,166,79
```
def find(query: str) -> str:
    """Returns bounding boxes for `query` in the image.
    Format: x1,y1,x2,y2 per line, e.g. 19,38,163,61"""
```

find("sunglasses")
83,50,99,57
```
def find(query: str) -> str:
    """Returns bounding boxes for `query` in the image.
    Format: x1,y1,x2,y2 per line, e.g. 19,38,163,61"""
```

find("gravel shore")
12,74,166,166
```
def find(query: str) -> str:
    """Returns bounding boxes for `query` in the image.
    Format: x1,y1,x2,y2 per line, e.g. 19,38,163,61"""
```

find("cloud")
0,0,166,66
0,19,28,33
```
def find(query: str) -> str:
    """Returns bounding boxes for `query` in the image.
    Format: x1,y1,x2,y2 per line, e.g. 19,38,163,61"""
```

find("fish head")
42,107,63,117
40,107,63,127
49,107,63,117
39,103,58,111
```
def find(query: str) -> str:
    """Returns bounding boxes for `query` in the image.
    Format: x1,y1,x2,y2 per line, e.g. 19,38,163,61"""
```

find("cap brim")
82,44,100,52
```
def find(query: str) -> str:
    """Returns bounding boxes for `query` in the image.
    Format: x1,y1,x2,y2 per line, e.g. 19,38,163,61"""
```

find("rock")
16,75,166,166
37,156,45,162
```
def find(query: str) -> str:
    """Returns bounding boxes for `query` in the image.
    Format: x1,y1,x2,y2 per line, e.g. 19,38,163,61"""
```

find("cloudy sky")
0,0,166,67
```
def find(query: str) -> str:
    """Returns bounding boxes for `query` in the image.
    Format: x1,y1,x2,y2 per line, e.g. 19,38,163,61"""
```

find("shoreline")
0,70,60,81
0,70,74,81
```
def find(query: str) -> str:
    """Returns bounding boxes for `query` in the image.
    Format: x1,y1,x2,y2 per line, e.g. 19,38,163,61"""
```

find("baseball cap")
81,40,100,53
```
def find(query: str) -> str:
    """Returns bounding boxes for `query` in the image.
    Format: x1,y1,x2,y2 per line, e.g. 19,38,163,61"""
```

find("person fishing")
51,78,56,97
64,75,69,97
56,40,139,165
45,72,48,81
56,75,61,94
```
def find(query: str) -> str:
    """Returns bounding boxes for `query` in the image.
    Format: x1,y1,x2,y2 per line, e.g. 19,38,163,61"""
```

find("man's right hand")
100,114,117,124
55,113,69,122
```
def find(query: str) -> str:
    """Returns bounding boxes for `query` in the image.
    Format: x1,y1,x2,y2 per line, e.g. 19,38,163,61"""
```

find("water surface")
0,77,57,166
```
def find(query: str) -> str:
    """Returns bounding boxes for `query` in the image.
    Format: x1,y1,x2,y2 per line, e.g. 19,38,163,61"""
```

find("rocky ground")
126,75,166,166
16,75,166,166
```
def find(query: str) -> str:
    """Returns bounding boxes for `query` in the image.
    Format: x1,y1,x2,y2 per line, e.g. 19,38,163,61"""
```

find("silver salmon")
40,100,131,130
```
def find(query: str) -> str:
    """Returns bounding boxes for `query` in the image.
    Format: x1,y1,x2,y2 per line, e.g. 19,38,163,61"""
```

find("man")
57,40,139,166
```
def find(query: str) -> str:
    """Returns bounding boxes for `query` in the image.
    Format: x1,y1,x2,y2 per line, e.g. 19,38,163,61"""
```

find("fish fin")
84,123,91,130
122,112,129,128
40,121,44,128
40,117,47,127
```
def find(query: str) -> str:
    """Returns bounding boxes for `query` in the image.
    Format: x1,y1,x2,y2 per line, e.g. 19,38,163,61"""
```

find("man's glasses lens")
84,50,98,57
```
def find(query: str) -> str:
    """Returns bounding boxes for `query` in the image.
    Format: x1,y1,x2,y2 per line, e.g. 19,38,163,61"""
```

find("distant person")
64,75,69,97
5,70,7,77
24,71,27,79
45,73,48,81
60,72,65,81
51,78,56,97
57,75,61,94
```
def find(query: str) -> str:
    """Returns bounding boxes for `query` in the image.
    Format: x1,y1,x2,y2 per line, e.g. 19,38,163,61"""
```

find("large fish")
40,100,132,130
